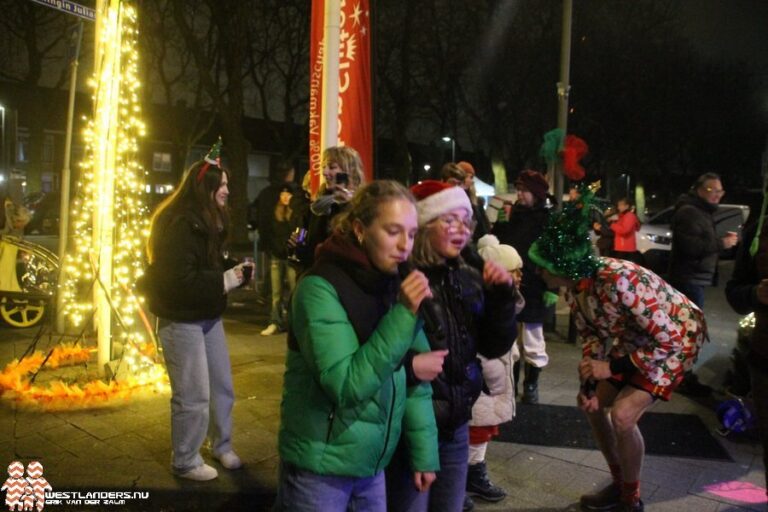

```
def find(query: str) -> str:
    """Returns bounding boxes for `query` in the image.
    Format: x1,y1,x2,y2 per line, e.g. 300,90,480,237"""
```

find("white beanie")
410,180,472,226
477,234,523,271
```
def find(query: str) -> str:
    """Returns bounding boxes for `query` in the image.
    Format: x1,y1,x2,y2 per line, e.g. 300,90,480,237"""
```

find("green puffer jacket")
278,274,439,477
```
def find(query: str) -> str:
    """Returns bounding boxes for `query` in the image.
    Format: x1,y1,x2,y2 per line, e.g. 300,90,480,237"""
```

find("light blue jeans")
270,258,297,328
273,460,386,512
386,423,469,512
158,318,235,472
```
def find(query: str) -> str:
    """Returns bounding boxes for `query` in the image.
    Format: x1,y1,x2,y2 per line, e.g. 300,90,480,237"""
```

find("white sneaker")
260,324,280,336
176,464,218,481
214,451,243,470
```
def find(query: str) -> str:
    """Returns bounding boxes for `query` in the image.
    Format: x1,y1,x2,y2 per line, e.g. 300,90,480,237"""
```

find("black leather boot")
466,461,507,502
523,363,541,404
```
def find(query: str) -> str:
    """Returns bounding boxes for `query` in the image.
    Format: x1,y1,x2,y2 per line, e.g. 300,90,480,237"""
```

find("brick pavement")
0,285,764,511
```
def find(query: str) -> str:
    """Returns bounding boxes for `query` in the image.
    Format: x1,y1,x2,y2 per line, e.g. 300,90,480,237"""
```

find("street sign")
29,0,95,21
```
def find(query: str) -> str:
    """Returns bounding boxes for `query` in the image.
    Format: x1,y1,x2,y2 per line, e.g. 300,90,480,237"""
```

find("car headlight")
646,234,672,245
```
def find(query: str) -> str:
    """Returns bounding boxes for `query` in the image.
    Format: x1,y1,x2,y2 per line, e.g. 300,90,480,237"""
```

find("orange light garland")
0,344,169,411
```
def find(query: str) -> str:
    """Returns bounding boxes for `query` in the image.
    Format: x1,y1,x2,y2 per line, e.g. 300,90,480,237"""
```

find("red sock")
608,464,622,488
621,481,640,505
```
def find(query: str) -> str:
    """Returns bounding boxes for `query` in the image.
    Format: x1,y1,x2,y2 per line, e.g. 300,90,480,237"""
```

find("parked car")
635,203,749,276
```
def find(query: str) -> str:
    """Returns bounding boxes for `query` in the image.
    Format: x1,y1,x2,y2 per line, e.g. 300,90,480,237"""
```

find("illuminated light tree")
59,0,154,379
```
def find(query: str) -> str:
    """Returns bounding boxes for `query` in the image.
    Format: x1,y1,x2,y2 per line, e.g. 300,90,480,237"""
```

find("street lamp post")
442,136,456,162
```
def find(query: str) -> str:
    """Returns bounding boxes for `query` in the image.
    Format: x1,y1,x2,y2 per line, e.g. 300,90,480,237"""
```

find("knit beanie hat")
515,170,549,202
456,161,475,177
410,180,472,226
529,183,600,280
477,235,522,271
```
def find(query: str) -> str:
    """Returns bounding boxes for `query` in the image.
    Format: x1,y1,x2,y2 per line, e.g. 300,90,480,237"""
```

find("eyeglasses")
704,187,725,195
436,213,475,232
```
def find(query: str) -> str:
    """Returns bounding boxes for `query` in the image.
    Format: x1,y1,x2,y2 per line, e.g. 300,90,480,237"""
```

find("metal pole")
555,0,573,209
451,139,456,162
56,21,83,333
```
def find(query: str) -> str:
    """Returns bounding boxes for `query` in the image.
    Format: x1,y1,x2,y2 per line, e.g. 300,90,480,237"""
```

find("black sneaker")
579,483,621,510
466,462,507,502
462,494,475,512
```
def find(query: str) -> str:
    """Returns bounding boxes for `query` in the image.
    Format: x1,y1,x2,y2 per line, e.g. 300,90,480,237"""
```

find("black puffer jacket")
419,259,517,439
142,210,230,322
492,203,551,323
725,220,768,371
669,192,722,286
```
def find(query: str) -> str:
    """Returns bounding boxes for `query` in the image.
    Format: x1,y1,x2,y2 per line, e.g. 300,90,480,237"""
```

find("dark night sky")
680,0,768,108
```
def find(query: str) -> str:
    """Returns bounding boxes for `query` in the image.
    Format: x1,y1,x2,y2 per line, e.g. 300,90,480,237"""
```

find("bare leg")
610,386,654,483
584,380,621,467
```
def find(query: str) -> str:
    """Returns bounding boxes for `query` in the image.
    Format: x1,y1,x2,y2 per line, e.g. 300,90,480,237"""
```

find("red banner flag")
308,0,372,196
337,1,372,182
308,0,326,196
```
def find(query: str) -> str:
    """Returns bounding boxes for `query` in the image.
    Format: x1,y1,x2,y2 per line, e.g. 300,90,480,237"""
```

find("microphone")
398,262,448,350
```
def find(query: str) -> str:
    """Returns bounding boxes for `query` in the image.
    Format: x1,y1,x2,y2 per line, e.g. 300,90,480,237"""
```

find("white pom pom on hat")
477,234,523,271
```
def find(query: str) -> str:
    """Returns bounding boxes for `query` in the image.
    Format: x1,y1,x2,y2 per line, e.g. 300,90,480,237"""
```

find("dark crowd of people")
138,140,766,512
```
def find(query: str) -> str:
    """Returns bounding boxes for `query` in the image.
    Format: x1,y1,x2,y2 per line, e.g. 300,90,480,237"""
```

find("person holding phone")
297,146,365,269
142,146,253,481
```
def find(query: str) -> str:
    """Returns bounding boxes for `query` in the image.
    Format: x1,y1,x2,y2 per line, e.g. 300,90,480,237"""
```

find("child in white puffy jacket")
464,235,526,507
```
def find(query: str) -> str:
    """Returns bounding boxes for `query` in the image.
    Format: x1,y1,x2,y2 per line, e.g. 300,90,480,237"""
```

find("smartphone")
335,172,349,186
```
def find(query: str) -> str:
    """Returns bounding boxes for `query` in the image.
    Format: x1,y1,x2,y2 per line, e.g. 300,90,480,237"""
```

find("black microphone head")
398,261,415,280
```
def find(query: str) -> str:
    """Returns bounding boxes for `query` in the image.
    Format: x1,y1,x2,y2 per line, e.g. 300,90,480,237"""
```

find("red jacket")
610,210,640,253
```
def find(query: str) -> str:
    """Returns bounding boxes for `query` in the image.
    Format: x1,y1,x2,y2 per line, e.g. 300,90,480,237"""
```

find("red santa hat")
410,180,472,226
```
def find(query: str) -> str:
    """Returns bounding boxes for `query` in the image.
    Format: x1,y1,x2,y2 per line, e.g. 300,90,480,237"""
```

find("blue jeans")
158,318,235,472
273,460,386,512
672,282,705,309
270,258,297,328
386,423,469,512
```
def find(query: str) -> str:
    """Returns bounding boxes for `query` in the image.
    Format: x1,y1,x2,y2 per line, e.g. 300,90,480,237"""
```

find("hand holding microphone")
398,262,448,350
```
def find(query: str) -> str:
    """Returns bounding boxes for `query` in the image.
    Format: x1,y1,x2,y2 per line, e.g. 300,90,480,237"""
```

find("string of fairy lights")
56,2,164,390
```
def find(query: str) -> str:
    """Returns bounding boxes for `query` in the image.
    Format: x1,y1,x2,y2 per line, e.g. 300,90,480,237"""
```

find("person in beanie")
463,235,526,511
529,184,708,512
386,180,517,512
492,169,554,404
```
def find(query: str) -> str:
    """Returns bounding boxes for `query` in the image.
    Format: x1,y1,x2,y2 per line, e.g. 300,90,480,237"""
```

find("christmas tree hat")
528,183,600,280
196,136,223,182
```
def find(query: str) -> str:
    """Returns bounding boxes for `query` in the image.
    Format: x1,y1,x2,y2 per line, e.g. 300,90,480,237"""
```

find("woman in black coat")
491,169,554,404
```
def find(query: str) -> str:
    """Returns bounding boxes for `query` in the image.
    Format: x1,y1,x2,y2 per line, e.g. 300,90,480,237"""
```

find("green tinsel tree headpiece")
196,136,223,182
529,182,601,280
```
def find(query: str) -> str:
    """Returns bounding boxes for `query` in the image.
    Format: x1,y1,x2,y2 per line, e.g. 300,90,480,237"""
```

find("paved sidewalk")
0,286,765,511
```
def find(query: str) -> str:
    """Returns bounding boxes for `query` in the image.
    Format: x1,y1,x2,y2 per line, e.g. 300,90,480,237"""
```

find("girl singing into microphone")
386,180,519,512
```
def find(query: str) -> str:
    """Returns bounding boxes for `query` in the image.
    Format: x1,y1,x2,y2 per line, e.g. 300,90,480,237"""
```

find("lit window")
152,152,172,172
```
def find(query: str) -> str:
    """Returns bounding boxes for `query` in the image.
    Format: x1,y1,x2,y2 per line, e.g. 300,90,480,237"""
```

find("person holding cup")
142,144,252,481
261,183,304,336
